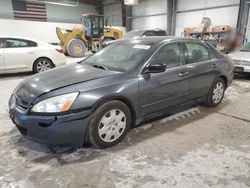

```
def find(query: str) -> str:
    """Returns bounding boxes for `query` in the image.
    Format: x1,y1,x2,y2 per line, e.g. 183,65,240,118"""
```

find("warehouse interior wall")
175,0,240,36
131,0,167,30
104,2,123,26
0,0,14,19
127,0,240,36
0,0,97,43
0,18,81,43
46,3,97,23
0,0,242,40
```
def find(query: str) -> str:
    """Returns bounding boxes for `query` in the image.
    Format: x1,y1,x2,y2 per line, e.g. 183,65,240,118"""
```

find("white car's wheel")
33,58,53,73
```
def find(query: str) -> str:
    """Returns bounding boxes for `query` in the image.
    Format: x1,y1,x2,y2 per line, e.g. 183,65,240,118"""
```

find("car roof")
120,36,201,45
0,35,48,45
129,29,166,32
0,35,56,47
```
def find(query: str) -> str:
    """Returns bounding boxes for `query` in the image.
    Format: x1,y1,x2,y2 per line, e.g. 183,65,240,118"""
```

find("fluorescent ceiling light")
45,1,79,7
25,0,79,7
124,0,139,5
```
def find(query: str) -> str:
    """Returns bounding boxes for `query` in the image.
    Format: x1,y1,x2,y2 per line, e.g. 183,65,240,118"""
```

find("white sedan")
229,42,250,74
0,36,66,74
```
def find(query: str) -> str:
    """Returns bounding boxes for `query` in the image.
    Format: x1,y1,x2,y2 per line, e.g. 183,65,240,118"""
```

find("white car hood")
228,51,250,61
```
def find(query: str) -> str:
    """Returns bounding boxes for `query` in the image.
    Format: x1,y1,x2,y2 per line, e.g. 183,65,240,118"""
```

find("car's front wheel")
88,100,131,149
206,77,226,107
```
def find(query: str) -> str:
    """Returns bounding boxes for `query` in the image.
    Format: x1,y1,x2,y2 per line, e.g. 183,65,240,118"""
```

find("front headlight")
31,92,79,113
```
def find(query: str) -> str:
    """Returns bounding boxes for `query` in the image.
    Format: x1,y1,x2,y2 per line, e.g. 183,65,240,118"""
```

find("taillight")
56,48,64,54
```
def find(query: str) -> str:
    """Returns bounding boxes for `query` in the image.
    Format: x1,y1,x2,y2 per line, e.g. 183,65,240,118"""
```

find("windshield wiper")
92,64,108,70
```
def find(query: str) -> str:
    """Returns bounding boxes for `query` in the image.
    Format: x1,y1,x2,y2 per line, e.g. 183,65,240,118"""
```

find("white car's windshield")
124,31,145,39
240,43,250,52
84,42,151,72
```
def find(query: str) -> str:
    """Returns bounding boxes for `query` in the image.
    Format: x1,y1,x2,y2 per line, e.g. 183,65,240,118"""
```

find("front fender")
69,78,140,120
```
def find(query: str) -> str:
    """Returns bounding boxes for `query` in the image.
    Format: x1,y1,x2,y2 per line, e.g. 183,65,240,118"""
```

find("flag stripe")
27,4,46,9
27,8,46,12
14,11,46,15
16,15,46,19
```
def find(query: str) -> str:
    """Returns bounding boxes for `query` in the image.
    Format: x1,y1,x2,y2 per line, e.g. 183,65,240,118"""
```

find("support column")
236,0,250,40
126,5,133,32
167,0,177,36
167,0,173,35
171,0,177,36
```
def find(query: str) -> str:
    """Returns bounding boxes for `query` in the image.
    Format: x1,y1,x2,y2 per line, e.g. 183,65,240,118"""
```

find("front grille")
234,59,250,66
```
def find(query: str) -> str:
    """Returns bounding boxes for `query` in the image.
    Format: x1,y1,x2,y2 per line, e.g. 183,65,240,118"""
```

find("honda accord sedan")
9,37,234,149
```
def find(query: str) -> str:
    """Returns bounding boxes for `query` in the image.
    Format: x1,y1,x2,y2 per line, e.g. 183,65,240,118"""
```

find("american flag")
12,0,47,22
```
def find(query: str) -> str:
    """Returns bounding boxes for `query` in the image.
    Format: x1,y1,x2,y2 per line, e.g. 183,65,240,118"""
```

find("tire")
33,58,53,74
88,100,131,149
205,77,225,107
66,38,86,58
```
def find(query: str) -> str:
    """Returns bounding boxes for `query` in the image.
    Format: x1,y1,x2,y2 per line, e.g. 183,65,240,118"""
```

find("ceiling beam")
79,0,102,6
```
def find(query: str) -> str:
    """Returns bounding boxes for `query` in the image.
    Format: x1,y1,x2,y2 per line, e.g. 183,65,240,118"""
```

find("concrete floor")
0,58,250,188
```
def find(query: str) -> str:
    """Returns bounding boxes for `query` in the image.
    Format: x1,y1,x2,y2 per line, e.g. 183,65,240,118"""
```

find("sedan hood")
15,63,119,105
228,51,250,61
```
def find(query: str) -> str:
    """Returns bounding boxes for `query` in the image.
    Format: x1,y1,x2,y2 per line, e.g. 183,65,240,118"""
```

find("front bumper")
9,106,91,147
234,65,250,73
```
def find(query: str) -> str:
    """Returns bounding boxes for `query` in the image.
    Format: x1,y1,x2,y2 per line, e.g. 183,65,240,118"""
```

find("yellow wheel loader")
56,13,123,58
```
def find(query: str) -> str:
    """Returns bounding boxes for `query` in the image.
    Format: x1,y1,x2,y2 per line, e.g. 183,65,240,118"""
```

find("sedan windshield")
83,42,151,72
240,43,250,52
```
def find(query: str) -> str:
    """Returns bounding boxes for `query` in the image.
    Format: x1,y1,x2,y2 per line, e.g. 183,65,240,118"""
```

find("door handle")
211,63,218,68
179,71,189,77
187,65,194,69
28,52,34,54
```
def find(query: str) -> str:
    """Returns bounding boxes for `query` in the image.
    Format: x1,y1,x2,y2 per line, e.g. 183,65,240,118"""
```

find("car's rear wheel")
33,58,53,73
205,77,225,107
88,100,131,149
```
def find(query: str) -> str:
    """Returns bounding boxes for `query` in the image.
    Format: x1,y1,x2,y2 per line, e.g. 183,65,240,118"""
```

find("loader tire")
66,38,86,58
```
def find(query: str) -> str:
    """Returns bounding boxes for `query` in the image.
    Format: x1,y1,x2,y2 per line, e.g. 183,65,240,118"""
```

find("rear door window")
155,31,167,36
4,38,37,48
186,42,210,63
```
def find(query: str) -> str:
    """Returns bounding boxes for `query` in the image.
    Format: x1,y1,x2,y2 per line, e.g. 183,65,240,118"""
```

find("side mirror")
145,63,166,73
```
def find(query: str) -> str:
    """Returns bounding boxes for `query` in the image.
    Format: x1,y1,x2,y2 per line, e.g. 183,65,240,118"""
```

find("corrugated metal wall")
104,3,123,26
46,3,97,23
126,0,239,35
131,0,167,30
175,0,240,36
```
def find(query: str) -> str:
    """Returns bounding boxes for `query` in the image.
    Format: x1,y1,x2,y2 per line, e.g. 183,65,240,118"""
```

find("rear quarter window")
186,42,210,63
205,42,223,59
143,31,155,36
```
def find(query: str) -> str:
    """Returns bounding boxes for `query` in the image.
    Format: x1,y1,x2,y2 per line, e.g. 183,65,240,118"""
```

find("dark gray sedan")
9,37,234,148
